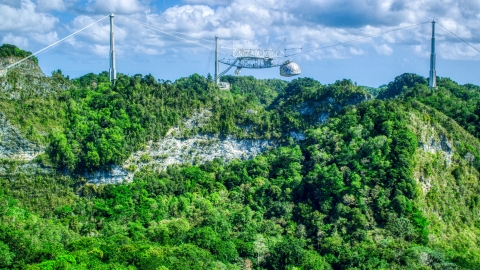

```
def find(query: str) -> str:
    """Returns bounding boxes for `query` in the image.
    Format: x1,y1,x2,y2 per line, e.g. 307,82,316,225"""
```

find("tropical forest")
0,44,480,269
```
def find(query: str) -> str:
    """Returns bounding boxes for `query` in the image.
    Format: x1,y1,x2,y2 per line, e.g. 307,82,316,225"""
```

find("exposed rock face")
0,57,63,99
0,162,52,176
84,166,134,185
418,176,433,193
0,57,44,78
295,94,368,125
124,135,273,174
408,110,459,195
0,113,48,178
0,112,131,183
84,110,276,184
0,113,43,161
418,126,454,166
0,106,275,185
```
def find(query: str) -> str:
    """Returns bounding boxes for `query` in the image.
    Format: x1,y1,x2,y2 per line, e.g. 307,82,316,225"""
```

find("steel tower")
109,13,116,83
215,36,219,85
429,20,436,88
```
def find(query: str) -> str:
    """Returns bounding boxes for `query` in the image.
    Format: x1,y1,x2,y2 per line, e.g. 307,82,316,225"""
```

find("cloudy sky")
1,0,480,86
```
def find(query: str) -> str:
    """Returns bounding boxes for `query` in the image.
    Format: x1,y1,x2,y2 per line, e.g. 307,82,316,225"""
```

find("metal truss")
219,57,283,69
233,48,285,58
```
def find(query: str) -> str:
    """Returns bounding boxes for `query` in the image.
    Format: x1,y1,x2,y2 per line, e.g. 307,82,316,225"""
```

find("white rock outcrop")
124,135,273,174
85,110,275,184
84,166,134,185
0,113,43,161
418,124,454,166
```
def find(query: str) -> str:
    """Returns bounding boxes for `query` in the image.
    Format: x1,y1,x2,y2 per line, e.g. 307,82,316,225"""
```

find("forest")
0,45,480,269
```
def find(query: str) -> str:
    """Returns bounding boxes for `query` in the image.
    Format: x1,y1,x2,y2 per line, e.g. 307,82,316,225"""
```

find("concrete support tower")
109,13,116,83
215,36,219,85
429,20,436,88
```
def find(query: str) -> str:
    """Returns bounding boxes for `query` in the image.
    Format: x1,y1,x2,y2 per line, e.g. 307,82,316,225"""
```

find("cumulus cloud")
0,0,63,56
87,0,145,14
31,31,59,45
350,47,364,56
158,5,215,32
108,0,478,63
133,45,160,55
1,0,479,79
69,15,127,44
36,0,66,11
0,0,22,8
291,0,412,27
2,34,29,48
437,42,480,60
92,44,109,57
375,44,393,55
182,0,230,5
0,0,58,32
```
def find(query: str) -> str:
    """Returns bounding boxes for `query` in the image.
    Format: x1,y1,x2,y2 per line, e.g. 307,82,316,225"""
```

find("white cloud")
350,47,364,56
3,0,480,80
437,19,472,39
182,0,229,5
36,0,66,11
0,0,21,7
2,34,29,48
70,15,127,44
87,0,144,14
92,44,109,57
133,45,160,55
159,5,215,32
437,42,480,60
0,0,58,32
110,0,477,63
31,31,59,45
375,44,393,55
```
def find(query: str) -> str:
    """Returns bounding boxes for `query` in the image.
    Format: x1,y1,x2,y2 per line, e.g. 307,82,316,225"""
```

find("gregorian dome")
280,60,301,77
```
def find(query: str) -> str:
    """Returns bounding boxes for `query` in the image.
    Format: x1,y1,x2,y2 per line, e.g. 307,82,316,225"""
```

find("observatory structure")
280,60,302,77
215,39,301,83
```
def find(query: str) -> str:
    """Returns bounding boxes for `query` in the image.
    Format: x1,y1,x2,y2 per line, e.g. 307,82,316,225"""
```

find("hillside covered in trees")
0,45,480,269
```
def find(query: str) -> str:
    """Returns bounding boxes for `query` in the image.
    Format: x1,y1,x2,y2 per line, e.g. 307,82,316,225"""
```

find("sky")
1,0,480,87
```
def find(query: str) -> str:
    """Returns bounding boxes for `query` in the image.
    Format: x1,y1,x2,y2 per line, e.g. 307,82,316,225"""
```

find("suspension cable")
288,21,430,56
6,14,110,70
124,17,231,56
132,22,214,43
203,42,215,75
437,23,480,54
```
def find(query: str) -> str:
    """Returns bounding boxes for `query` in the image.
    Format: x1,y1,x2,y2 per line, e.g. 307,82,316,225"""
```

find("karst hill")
0,44,479,269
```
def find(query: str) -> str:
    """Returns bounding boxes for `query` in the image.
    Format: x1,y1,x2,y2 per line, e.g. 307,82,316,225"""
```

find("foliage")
377,73,428,99
221,75,287,106
2,97,475,269
270,78,370,134
1,64,480,268
40,73,294,172
0,44,38,64
362,84,387,97
414,77,480,139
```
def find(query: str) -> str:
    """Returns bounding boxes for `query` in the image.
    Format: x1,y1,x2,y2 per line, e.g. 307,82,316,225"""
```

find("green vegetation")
1,68,369,173
0,44,38,64
378,73,480,140
0,45,480,269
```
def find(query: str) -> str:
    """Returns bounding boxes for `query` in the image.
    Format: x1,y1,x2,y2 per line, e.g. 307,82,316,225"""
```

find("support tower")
429,20,436,88
215,36,219,85
109,13,116,83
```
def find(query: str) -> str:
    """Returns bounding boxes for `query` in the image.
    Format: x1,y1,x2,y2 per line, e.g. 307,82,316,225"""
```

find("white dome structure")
280,60,301,77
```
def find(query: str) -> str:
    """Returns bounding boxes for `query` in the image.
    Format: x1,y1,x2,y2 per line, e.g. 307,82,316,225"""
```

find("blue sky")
1,0,480,87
